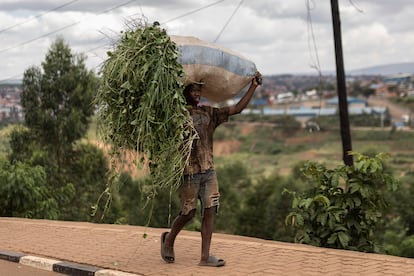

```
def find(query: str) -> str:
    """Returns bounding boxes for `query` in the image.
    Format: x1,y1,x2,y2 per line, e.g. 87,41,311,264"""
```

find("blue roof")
242,105,386,117
251,99,268,106
325,97,367,105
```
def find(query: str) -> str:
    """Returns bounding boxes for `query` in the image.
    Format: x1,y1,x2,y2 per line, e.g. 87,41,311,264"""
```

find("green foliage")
389,175,414,236
231,114,301,136
8,125,36,163
285,152,400,252
349,82,375,98
95,20,196,197
0,158,58,219
313,112,391,130
115,173,180,227
350,112,391,127
235,173,299,242
22,37,97,159
400,236,414,257
382,216,411,257
62,143,118,222
215,160,251,233
5,37,102,221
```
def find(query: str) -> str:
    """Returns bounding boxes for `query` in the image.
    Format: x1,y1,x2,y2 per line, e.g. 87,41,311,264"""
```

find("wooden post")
330,0,353,165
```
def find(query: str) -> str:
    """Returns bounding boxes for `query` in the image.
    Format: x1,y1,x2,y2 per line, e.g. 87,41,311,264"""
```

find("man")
161,71,262,267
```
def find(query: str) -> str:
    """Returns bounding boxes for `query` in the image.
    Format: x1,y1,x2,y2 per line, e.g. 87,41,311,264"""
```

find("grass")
2,116,414,181
214,121,414,179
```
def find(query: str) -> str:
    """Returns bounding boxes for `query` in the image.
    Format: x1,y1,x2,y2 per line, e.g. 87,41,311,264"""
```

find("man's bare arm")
228,72,262,116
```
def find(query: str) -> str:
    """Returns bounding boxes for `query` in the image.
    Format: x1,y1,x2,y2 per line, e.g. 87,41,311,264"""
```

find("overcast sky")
0,0,413,82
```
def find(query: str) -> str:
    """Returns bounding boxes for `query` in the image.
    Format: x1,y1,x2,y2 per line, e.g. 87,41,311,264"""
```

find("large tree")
21,37,97,167
6,37,103,220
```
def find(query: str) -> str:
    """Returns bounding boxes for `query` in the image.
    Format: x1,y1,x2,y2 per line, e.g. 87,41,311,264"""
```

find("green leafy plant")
94,20,197,217
0,158,58,219
285,152,400,252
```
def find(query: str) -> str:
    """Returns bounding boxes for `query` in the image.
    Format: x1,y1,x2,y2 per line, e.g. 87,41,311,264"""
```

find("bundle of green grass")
95,21,197,194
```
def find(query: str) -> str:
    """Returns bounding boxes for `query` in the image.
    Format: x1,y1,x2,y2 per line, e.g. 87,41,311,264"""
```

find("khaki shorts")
178,170,220,216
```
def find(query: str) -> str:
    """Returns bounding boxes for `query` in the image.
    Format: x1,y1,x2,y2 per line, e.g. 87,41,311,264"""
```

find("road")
367,95,412,123
0,260,61,276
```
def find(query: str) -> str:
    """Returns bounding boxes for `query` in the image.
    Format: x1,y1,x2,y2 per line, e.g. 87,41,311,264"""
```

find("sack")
171,35,257,102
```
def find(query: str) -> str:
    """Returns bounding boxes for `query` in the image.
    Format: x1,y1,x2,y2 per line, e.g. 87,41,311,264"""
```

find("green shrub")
285,152,400,252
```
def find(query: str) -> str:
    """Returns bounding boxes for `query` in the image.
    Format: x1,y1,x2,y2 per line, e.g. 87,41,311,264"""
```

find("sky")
0,0,413,83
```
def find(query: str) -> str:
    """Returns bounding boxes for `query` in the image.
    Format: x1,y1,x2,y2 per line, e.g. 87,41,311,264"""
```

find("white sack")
171,35,257,102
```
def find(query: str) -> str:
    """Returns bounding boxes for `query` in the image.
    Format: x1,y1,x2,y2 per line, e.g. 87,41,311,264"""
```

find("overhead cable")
0,0,137,54
0,0,80,35
162,0,226,24
214,0,243,43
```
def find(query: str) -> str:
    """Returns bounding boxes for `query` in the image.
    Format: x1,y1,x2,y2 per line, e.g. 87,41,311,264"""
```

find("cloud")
0,0,413,81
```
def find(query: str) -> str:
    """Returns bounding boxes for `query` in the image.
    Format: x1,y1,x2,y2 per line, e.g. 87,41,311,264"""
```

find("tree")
62,143,117,222
21,37,97,167
0,158,59,219
215,161,251,233
235,174,297,242
5,37,102,220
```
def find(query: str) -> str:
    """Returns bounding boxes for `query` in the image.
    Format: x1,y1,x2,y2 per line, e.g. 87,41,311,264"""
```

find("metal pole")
330,0,353,165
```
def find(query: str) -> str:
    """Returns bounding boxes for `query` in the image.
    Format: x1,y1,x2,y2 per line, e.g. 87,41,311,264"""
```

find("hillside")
349,62,414,76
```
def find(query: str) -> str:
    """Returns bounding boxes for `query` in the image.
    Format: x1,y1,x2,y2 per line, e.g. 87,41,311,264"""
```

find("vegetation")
2,35,414,259
0,37,113,221
95,21,196,204
285,152,400,252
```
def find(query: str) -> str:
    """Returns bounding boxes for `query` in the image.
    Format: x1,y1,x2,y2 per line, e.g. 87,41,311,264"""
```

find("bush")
285,152,400,252
235,174,299,242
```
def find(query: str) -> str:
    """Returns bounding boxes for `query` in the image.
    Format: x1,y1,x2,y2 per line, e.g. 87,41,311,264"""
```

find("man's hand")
253,71,262,86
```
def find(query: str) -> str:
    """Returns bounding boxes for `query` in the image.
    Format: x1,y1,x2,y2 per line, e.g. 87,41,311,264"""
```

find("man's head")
183,83,202,106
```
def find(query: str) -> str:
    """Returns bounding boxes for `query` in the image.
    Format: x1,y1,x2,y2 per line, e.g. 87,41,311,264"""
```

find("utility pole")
330,0,353,166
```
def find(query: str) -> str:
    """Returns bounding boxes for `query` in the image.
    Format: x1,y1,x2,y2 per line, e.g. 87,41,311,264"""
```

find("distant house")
0,104,23,122
369,83,396,97
325,97,367,108
243,95,387,127
276,92,294,103
384,73,412,86
384,73,413,93
251,98,268,107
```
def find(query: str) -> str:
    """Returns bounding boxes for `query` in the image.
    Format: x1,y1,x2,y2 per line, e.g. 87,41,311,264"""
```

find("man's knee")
203,206,217,217
181,209,196,220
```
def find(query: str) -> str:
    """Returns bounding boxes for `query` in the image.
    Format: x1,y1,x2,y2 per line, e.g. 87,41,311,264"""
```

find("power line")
87,1,230,70
1,0,237,82
214,0,243,43
96,0,137,16
0,0,80,35
0,0,137,54
306,0,322,75
0,0,137,82
0,22,79,54
161,0,226,24
305,0,324,117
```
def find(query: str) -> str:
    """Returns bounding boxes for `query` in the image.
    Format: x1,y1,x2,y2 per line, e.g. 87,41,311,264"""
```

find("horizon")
1,61,413,85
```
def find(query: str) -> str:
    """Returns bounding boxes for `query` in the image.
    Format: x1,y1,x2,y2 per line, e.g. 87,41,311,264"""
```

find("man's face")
186,84,201,105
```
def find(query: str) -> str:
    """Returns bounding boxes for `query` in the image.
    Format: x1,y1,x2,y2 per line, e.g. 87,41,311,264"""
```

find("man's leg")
161,209,195,263
165,209,196,247
200,207,215,262
162,174,198,263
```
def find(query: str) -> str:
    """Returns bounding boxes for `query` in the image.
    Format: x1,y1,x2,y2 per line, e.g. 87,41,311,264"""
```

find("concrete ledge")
20,255,60,271
95,269,143,276
53,261,101,275
0,250,25,262
0,249,141,276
